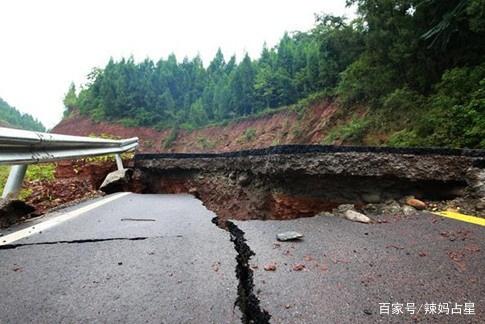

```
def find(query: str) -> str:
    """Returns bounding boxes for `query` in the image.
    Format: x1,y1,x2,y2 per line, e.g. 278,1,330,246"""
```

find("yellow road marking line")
432,210,485,227
0,192,131,246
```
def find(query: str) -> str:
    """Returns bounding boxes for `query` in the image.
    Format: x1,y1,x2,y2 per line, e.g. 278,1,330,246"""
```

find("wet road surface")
0,194,239,324
236,212,484,323
0,193,483,323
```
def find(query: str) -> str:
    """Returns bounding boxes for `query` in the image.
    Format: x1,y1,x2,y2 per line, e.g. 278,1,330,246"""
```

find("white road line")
0,192,131,246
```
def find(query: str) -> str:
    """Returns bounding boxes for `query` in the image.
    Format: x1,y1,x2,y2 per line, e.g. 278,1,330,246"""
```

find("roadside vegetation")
64,0,484,149
0,164,55,199
241,128,256,143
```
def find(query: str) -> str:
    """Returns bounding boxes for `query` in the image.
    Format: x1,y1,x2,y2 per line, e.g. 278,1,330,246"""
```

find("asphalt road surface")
236,212,484,323
0,193,240,324
0,193,483,323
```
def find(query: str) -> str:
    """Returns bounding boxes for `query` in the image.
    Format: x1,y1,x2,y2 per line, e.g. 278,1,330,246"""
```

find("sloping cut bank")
132,145,485,221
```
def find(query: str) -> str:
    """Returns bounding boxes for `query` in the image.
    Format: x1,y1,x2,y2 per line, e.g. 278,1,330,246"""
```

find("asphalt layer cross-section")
0,193,484,323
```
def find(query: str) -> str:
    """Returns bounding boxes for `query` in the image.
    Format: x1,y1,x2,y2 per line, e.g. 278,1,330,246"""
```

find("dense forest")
0,97,45,131
66,0,485,148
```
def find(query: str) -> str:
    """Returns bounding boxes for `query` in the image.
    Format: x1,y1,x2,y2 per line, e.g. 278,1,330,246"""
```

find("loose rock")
381,200,402,214
402,205,417,216
344,210,371,223
237,172,251,186
406,197,426,210
264,262,277,271
276,231,304,241
99,168,133,194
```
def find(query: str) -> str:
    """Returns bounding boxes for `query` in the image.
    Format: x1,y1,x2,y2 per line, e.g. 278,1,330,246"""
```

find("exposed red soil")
52,101,339,153
52,113,171,152
142,174,268,221
269,193,341,220
136,173,343,222
24,160,120,214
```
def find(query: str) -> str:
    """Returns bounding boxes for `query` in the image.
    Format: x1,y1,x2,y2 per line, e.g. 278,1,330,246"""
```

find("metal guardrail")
0,127,138,199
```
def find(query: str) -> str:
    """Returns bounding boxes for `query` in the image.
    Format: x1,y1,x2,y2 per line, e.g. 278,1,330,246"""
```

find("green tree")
63,82,78,116
0,97,45,131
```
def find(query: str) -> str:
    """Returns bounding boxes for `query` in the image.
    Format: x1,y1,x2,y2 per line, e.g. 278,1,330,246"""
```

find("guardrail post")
114,154,124,170
2,164,28,199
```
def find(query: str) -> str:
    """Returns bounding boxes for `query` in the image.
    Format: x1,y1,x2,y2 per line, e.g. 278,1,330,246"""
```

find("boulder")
0,198,35,228
344,210,371,223
99,168,133,194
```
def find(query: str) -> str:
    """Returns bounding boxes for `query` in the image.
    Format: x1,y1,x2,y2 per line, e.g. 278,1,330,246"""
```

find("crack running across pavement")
0,235,184,250
212,216,271,324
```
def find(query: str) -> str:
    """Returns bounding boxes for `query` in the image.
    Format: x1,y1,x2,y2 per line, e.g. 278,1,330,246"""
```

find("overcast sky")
0,0,354,129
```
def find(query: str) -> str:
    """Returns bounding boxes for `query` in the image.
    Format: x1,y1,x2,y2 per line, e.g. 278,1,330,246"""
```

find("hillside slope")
63,1,484,150
53,100,342,153
0,97,45,131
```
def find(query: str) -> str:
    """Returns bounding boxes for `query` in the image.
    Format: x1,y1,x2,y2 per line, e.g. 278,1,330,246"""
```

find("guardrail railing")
0,127,138,199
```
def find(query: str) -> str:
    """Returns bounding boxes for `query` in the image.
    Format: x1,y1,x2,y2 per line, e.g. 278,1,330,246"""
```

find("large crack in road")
0,236,155,250
2,204,271,323
212,216,271,324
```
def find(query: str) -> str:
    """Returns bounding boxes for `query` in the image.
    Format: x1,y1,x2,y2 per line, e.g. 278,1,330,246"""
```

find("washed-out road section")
0,192,484,323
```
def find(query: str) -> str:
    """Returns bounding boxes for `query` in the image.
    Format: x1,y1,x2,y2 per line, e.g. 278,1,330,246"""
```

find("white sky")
0,0,354,129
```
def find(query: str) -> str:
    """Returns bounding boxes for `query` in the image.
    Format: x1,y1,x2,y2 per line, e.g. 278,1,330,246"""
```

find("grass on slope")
0,164,55,200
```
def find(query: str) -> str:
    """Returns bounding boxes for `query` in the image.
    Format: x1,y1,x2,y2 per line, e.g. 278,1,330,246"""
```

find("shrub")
399,64,485,148
119,118,139,128
323,116,370,144
163,127,179,149
242,128,256,142
337,55,397,107
196,136,215,150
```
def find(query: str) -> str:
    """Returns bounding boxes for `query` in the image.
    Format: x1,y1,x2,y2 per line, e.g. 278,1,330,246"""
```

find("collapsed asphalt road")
0,193,483,323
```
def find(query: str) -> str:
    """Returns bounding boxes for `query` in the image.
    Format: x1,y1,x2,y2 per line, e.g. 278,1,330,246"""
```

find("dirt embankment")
52,101,338,153
1,159,121,228
25,160,121,214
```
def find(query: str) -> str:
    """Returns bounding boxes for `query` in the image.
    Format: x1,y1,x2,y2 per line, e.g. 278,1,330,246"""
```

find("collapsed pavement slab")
134,145,485,221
